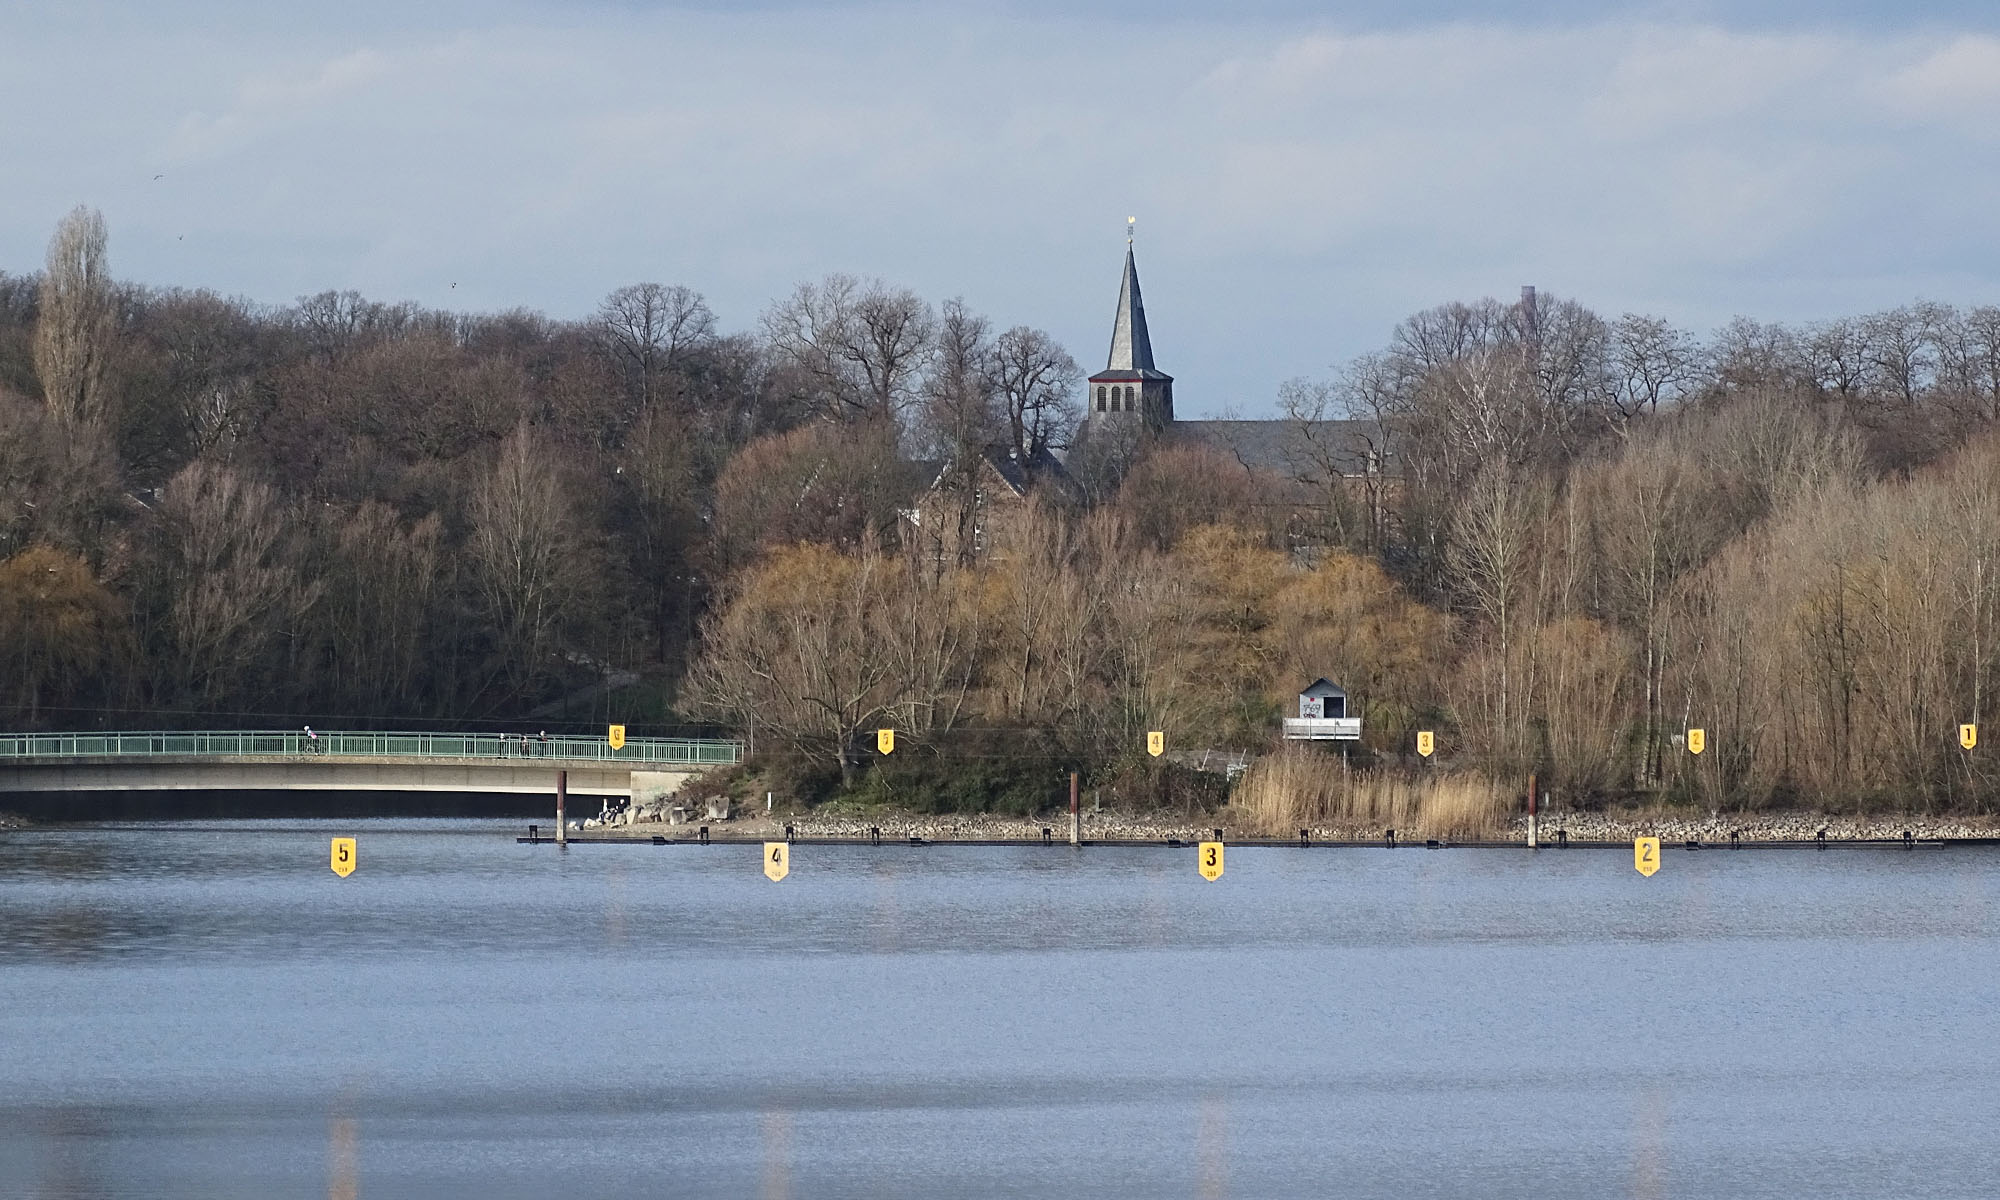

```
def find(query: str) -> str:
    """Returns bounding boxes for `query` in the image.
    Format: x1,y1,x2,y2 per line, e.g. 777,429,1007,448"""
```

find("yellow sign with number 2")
1634,837,1660,878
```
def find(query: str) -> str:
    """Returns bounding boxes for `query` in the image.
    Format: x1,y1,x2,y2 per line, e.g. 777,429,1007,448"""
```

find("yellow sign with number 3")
1198,841,1224,881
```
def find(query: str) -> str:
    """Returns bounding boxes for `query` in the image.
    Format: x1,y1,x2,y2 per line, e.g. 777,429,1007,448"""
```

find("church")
1075,231,1391,493
913,231,1393,556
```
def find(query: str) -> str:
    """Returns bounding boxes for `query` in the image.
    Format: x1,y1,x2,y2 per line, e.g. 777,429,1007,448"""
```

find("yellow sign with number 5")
330,837,356,878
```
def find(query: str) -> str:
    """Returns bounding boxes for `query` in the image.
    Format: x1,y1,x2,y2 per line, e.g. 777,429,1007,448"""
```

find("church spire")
1106,223,1155,373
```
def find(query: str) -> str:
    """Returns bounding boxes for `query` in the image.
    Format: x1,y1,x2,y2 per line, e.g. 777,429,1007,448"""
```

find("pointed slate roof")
1100,247,1170,380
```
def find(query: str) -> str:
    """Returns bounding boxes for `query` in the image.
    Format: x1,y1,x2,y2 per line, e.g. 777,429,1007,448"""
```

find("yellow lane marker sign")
764,842,790,882
1686,729,1705,756
1147,731,1164,757
608,724,626,750
1198,841,1224,881
1416,731,1435,758
1962,723,1978,751
877,728,895,755
330,837,356,878
1634,837,1660,877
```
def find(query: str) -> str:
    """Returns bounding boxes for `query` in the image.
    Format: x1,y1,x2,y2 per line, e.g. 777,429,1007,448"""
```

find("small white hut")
1282,678,1362,741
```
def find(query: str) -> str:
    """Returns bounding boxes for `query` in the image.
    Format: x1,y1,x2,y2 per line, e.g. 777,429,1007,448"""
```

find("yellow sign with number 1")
1962,724,1978,751
764,842,789,882
1634,837,1660,877
330,837,356,878
1198,841,1224,881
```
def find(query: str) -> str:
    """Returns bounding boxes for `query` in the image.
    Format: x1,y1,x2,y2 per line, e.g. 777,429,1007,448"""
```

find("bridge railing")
0,731,742,766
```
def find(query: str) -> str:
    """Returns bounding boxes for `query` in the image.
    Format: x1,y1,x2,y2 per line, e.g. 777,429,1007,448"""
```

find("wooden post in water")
556,769,568,846
1527,771,1538,849
1069,772,1081,847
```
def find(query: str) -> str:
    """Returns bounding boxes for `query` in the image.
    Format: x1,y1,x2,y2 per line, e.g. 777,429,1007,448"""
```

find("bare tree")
761,274,934,422
916,299,998,565
468,425,580,697
988,325,1079,462
1609,314,1702,426
597,283,716,411
154,460,317,705
34,206,117,430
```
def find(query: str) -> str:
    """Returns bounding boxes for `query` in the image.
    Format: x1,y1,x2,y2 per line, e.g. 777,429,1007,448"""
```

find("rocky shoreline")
571,806,2000,843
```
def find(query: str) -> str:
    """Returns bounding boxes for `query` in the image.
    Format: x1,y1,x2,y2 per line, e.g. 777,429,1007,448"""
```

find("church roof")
1170,419,1396,476
1105,247,1169,379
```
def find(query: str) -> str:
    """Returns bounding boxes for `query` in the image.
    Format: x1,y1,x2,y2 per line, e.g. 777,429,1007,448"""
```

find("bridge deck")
0,731,740,797
0,730,741,766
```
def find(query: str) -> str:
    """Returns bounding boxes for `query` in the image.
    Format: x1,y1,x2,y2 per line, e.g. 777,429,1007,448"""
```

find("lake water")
3,820,1998,1199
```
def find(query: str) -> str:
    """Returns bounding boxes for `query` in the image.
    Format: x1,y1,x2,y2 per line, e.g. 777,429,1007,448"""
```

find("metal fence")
0,730,742,766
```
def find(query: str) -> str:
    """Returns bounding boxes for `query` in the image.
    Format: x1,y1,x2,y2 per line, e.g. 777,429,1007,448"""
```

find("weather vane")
1127,216,1135,246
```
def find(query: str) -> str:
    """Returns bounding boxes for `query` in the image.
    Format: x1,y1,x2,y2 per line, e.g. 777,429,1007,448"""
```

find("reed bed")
1228,746,1509,839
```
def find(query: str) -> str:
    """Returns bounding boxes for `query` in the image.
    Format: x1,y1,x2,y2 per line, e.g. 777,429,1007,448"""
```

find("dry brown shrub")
1229,745,1509,838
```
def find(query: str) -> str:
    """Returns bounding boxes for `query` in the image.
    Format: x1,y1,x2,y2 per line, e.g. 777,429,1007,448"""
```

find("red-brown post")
1069,771,1081,847
556,769,568,846
1527,771,1538,849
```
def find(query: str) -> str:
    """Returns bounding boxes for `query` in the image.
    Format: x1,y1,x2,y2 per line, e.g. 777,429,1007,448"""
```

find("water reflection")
760,1107,791,1200
328,1117,358,1200
1196,1092,1229,1200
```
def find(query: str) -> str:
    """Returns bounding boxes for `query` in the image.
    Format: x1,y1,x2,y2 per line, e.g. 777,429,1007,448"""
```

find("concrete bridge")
0,730,741,803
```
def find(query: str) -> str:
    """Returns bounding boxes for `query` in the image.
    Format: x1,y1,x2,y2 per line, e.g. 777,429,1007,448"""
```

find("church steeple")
1086,221,1173,430
1107,245,1156,373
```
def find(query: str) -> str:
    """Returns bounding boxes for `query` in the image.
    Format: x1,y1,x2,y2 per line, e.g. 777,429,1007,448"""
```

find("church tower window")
1096,386,1106,411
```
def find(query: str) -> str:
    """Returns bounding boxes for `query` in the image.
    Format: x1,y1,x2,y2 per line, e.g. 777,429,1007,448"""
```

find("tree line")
3,205,1997,814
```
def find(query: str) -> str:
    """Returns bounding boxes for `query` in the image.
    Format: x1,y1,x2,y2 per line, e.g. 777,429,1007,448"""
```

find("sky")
3,1,1998,417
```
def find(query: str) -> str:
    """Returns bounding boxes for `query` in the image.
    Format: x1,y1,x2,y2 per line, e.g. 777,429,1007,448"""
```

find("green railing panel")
0,730,742,767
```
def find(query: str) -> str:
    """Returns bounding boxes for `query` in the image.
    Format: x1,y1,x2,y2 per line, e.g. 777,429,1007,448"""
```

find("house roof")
1300,678,1347,697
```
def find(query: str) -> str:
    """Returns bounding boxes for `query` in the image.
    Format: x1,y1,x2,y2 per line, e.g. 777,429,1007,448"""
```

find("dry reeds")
1228,745,1510,838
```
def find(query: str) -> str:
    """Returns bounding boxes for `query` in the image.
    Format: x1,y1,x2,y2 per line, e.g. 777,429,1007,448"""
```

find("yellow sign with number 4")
763,842,789,882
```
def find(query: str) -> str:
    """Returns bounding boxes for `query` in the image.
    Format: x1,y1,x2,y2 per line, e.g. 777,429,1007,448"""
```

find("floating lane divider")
517,830,1961,849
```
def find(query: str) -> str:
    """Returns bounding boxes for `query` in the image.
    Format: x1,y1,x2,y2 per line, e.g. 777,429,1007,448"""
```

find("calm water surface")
2,820,1998,1198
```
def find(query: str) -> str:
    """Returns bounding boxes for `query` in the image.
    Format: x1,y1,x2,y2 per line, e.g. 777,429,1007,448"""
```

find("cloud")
0,6,1995,414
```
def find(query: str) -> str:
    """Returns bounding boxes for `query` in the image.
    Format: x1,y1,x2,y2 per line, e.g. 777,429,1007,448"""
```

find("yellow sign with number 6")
330,837,356,878
1634,837,1660,877
608,724,626,750
1198,841,1224,881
